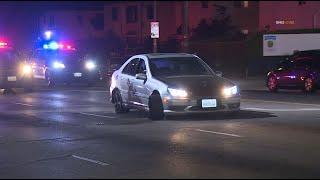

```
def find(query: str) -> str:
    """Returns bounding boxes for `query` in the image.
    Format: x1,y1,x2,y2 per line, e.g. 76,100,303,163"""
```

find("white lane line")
243,107,320,112
72,155,110,166
242,98,320,107
63,90,109,93
79,112,115,119
195,129,242,138
14,102,34,107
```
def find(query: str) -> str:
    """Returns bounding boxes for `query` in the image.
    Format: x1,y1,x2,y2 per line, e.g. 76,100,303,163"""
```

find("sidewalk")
229,76,267,91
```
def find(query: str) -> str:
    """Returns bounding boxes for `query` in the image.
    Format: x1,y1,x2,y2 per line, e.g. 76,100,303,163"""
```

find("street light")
44,30,52,40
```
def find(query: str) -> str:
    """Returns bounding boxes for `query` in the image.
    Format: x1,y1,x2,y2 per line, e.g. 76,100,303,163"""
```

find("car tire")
113,90,129,114
267,76,278,92
304,77,316,93
148,93,164,120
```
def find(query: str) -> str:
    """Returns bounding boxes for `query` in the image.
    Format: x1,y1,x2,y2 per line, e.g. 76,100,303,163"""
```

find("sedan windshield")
148,57,212,77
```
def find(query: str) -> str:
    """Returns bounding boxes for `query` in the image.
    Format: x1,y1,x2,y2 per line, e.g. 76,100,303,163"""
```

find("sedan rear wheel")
113,90,129,114
267,76,278,92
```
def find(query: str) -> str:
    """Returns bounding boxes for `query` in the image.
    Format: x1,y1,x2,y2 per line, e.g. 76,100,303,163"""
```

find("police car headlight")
53,61,65,69
22,64,32,74
168,88,188,98
222,86,238,98
85,61,96,70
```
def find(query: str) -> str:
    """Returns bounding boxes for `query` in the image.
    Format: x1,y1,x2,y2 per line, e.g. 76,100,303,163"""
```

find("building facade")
259,1,320,31
38,1,320,48
39,10,105,41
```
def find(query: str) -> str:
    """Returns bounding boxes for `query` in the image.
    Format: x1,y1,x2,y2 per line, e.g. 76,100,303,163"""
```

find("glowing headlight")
168,88,188,98
22,64,32,74
222,86,238,98
53,61,65,69
85,61,96,70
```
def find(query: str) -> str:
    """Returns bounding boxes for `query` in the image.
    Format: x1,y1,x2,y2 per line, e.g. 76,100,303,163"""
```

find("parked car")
110,53,240,120
266,50,320,93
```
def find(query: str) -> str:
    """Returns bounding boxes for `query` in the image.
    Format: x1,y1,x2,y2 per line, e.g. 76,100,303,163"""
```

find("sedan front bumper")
162,96,240,114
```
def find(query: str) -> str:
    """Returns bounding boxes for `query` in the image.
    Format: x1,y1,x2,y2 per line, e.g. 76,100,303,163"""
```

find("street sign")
151,22,159,39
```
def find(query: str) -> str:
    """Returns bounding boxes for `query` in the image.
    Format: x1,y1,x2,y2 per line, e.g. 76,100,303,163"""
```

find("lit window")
242,29,249,34
243,1,249,8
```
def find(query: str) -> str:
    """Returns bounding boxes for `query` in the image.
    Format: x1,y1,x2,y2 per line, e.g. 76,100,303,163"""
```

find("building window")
243,1,249,7
77,15,83,26
49,16,54,27
233,1,241,8
126,6,138,23
146,5,154,20
242,29,249,35
112,7,118,21
234,1,248,8
201,1,209,8
90,13,104,31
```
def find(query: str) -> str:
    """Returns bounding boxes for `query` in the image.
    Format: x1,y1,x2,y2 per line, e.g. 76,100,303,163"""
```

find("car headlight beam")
168,88,188,98
222,86,238,98
22,64,32,75
53,61,65,69
85,61,96,70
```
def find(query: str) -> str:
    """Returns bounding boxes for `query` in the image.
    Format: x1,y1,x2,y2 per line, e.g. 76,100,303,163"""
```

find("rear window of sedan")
148,57,211,77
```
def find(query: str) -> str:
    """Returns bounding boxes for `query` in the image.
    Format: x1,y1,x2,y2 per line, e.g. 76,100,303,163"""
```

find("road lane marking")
63,90,109,93
79,112,115,118
243,107,320,112
72,155,109,166
242,99,320,107
194,129,242,138
14,103,34,107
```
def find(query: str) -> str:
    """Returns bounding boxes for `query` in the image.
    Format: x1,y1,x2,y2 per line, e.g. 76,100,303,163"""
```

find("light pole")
313,9,320,29
153,0,157,53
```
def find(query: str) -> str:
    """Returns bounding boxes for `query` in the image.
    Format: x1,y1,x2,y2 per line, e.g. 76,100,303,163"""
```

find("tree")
191,4,244,41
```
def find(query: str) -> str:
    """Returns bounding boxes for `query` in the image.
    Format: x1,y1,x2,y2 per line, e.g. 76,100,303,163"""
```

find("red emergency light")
58,43,75,50
0,41,8,48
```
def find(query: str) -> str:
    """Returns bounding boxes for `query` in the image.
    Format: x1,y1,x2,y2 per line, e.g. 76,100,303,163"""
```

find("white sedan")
110,53,240,120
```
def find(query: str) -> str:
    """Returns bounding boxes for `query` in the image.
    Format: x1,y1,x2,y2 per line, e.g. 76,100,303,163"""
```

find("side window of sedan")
122,58,140,76
136,59,147,74
277,60,293,70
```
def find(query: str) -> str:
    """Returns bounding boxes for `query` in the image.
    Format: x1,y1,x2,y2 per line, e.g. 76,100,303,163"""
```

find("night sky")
0,1,106,51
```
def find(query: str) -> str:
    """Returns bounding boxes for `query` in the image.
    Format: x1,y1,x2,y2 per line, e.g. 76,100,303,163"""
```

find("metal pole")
313,10,320,29
183,1,189,52
153,0,157,53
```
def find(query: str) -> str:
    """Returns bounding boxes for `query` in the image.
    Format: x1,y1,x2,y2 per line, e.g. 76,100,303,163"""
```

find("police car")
0,41,34,93
32,31,101,87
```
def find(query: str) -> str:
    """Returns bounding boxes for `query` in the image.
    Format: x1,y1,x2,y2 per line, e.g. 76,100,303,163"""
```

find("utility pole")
313,9,320,29
183,1,189,52
153,0,157,53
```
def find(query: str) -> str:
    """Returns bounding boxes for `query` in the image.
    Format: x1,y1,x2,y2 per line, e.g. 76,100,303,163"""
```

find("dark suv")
266,50,320,93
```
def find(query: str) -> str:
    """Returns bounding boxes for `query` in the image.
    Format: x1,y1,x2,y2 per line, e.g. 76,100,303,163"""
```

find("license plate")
74,73,82,77
202,99,217,108
7,76,17,82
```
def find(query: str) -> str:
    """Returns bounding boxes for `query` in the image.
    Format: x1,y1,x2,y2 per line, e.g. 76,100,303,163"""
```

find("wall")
259,1,320,31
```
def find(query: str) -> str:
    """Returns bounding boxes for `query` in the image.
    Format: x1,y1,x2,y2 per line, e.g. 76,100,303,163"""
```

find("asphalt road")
0,85,320,178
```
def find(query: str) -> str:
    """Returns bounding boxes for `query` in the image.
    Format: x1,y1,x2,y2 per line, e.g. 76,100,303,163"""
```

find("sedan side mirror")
215,71,223,77
136,73,147,81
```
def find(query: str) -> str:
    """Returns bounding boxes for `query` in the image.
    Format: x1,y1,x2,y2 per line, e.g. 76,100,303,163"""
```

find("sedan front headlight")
222,86,238,98
168,88,188,98
22,64,32,75
85,61,96,70
53,61,65,69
